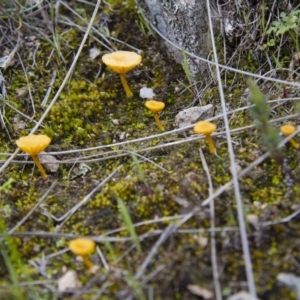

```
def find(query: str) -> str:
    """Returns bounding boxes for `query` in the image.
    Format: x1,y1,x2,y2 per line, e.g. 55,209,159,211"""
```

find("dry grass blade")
199,148,222,300
207,1,256,296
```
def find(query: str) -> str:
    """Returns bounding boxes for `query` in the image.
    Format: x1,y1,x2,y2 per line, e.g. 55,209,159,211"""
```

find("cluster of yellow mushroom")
102,50,167,131
191,121,300,155
15,52,299,180
15,124,298,180
15,51,167,180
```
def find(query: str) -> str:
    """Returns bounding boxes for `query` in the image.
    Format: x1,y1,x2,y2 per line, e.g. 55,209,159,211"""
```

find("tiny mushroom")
69,238,96,270
280,124,299,149
145,100,165,131
16,134,51,180
102,50,142,98
193,121,217,154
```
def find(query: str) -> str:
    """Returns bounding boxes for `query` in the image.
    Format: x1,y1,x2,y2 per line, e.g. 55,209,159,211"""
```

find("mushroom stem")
289,138,299,149
32,155,47,180
153,113,165,131
205,134,216,154
120,74,133,98
81,255,94,270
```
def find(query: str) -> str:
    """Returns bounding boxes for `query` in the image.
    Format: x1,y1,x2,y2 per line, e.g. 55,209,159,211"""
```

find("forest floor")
1,1,300,299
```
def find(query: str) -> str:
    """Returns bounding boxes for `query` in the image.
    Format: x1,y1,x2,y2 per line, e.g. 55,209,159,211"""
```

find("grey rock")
174,104,214,128
38,151,59,172
227,291,260,300
277,272,300,300
58,270,82,293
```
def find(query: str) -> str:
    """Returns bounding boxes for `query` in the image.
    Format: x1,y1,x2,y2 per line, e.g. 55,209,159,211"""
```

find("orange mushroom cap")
69,238,96,256
193,121,216,135
280,124,299,149
280,124,296,136
145,100,165,113
102,51,142,75
16,134,51,156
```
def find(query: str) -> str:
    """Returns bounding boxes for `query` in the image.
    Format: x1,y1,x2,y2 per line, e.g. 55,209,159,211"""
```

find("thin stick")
2,115,299,166
96,246,110,273
199,149,222,300
206,2,257,296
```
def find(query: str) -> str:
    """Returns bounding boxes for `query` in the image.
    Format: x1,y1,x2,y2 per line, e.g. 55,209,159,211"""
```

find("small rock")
246,214,259,226
38,152,59,172
27,35,36,41
58,270,82,293
89,47,101,60
13,120,26,132
227,291,260,300
33,244,41,252
193,234,208,248
174,104,214,128
90,264,100,274
119,131,126,140
139,87,155,99
224,18,234,36
70,163,92,179
277,273,300,300
187,284,213,299
111,119,119,125
16,85,29,98
241,88,250,104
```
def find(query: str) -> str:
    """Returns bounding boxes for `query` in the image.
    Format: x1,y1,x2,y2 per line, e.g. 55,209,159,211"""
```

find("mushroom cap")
16,134,51,156
193,121,216,135
102,51,142,75
145,100,165,113
280,124,296,135
69,238,96,256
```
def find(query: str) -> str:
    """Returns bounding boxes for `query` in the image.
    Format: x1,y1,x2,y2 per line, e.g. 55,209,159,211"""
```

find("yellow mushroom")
69,238,96,270
102,51,142,98
193,121,217,154
280,124,299,149
145,100,165,131
16,134,51,180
